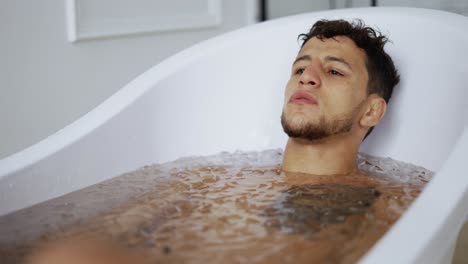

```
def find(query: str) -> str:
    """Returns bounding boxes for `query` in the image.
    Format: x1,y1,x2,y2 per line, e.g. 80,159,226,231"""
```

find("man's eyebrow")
292,55,311,66
292,55,353,71
324,55,353,71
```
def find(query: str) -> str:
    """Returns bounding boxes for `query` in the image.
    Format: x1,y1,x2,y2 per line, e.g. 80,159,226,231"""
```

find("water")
0,149,433,264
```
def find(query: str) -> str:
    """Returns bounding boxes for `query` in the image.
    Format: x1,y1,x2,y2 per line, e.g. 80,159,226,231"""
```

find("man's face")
281,36,369,141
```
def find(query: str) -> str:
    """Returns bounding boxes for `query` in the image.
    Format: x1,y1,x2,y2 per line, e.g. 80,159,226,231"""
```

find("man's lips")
289,91,318,105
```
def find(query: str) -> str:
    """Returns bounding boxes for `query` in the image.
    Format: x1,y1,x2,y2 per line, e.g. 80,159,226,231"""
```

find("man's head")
281,19,399,142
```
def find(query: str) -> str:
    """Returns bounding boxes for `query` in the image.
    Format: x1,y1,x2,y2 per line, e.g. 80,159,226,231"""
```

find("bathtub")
1,7,467,264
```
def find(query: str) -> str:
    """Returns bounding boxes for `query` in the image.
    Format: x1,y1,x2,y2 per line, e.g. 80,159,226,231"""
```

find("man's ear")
359,95,387,128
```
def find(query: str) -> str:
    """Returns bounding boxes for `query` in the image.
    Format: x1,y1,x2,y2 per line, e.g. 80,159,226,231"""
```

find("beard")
281,110,355,141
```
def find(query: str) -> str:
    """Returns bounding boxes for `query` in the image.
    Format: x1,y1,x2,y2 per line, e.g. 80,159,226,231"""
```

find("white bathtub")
1,7,468,264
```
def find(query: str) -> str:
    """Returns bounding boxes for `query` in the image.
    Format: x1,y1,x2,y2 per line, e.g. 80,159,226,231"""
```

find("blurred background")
1,0,468,263
2,0,468,159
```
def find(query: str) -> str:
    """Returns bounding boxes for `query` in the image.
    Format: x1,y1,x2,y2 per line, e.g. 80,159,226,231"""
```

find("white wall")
268,0,468,19
378,0,468,16
268,0,372,19
0,0,257,159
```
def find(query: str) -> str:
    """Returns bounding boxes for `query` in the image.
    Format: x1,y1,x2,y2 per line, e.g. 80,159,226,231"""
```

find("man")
281,19,400,176
24,19,407,264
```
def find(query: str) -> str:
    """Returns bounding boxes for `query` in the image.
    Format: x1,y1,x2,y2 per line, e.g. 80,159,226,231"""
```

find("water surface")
0,149,433,263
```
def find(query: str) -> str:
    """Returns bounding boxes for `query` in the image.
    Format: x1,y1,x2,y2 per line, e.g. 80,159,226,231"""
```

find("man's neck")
281,135,361,176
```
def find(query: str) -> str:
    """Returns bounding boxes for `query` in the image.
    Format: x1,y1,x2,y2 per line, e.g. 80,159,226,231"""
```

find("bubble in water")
0,149,432,264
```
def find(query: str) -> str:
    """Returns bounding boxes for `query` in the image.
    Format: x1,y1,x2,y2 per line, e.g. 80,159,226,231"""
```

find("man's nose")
299,65,321,89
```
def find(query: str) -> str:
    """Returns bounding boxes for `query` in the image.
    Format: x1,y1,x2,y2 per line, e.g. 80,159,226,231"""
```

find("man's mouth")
289,91,318,105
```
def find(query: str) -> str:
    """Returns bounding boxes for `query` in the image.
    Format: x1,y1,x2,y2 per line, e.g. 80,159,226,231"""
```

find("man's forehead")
299,36,358,54
296,36,366,66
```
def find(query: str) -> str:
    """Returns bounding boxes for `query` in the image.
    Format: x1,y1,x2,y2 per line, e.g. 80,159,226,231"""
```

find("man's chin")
282,115,318,130
282,120,316,137
281,113,327,140
284,123,309,133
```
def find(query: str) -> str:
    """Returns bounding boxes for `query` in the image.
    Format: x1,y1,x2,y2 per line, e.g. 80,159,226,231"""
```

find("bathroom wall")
268,0,468,19
268,0,371,19
0,0,257,159
378,0,468,15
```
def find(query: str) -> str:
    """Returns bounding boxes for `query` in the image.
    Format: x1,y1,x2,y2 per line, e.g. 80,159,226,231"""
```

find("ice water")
0,149,433,263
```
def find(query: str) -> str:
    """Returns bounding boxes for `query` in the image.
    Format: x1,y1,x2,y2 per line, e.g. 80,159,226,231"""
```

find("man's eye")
295,68,305,75
329,69,343,76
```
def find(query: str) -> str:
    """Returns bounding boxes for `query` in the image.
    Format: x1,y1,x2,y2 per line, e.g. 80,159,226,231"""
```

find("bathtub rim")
359,124,468,264
1,5,465,180
0,6,267,179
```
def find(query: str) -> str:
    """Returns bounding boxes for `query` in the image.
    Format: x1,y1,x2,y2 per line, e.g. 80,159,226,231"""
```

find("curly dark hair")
299,19,400,139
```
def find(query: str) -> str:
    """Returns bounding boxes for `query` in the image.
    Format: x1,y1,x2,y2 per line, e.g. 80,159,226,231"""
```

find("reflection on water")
0,149,433,264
